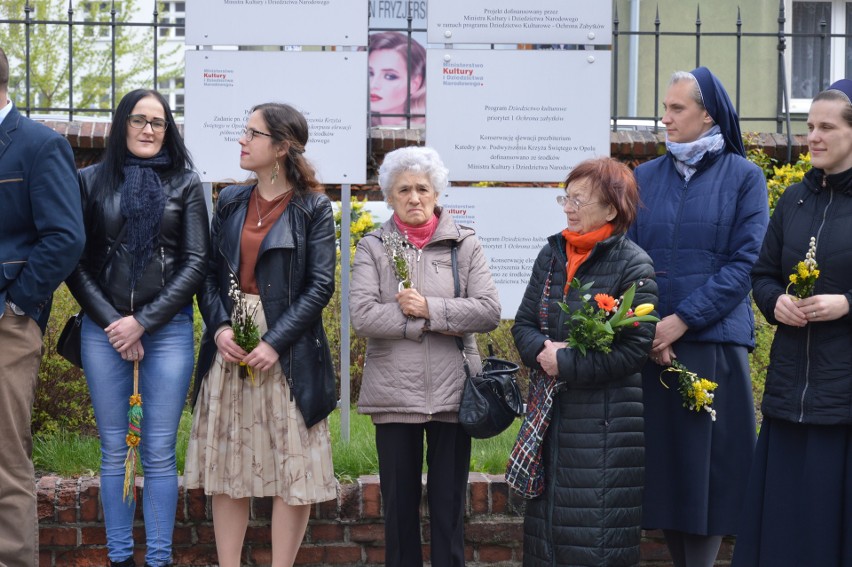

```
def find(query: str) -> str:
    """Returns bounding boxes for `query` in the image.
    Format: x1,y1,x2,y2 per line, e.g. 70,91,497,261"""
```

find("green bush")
34,284,96,436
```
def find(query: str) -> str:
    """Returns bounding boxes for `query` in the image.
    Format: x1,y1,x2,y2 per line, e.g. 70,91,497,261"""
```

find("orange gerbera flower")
594,293,617,312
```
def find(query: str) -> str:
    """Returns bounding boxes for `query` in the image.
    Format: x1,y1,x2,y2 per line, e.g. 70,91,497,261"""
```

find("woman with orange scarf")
511,157,658,566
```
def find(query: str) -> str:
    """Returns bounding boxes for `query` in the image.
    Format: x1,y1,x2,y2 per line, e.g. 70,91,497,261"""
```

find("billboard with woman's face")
368,1,427,128
369,31,426,127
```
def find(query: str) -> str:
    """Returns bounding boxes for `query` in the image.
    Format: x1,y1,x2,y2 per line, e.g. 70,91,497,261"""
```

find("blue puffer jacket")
627,150,769,348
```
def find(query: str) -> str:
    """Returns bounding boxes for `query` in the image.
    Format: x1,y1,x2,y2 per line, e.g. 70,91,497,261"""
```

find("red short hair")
564,157,639,234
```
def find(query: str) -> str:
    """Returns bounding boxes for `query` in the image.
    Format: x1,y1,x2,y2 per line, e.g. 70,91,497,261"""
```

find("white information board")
427,49,610,183
441,186,565,320
185,0,367,46
184,50,367,184
427,0,611,45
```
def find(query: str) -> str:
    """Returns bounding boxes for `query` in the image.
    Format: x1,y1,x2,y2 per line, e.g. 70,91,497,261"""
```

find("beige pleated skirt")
183,294,336,504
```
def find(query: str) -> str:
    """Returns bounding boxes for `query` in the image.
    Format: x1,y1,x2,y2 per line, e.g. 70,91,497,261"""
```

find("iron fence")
1,0,187,120
3,0,849,153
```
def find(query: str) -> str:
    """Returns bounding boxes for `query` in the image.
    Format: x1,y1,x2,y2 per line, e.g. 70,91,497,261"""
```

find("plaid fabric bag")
505,257,559,499
505,368,557,498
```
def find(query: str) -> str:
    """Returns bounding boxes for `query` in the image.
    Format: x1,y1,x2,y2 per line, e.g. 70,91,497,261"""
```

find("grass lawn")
33,407,521,481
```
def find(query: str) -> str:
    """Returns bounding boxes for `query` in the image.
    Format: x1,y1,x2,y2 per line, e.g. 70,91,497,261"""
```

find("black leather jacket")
66,165,209,333
194,184,337,428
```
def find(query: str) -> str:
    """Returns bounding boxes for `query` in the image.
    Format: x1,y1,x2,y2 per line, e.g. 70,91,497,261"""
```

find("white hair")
378,146,449,200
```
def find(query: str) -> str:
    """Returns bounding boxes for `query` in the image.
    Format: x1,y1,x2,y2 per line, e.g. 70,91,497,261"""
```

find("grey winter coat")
351,210,501,423
513,232,657,567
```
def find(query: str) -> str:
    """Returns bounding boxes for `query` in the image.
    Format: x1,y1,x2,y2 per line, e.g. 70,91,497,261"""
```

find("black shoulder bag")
451,242,524,439
57,224,127,368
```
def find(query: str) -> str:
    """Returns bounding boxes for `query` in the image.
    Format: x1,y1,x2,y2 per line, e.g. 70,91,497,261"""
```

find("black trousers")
375,421,472,567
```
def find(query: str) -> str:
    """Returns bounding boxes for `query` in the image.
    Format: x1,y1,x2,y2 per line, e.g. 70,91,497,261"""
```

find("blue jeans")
82,312,193,567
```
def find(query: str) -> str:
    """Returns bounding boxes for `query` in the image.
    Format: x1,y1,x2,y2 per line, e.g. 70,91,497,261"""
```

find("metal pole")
153,2,159,88
735,7,742,113
776,0,792,160
818,16,827,92
612,4,619,131
24,0,31,116
628,0,641,117
695,5,701,68
776,0,785,134
339,184,352,443
68,0,73,121
654,6,660,132
110,0,116,111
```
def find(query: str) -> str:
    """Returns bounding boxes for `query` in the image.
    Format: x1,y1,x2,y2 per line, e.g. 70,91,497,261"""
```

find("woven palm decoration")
122,360,143,503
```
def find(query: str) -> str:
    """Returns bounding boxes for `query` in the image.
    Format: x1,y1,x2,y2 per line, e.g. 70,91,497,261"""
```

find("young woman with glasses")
184,102,337,567
66,89,209,567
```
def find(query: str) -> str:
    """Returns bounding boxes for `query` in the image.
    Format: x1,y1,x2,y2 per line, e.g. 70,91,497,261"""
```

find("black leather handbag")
56,311,84,367
450,243,524,439
57,224,126,368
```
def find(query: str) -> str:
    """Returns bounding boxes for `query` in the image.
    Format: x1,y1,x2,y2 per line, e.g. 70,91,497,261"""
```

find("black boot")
110,558,135,567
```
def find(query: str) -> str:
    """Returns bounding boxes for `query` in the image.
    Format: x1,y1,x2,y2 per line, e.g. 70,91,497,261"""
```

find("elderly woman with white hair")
350,146,501,567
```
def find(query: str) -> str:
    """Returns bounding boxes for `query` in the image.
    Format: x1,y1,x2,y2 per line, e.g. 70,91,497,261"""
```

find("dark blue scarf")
120,148,170,291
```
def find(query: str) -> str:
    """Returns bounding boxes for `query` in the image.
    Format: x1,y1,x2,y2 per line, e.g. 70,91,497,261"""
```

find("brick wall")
37,474,733,567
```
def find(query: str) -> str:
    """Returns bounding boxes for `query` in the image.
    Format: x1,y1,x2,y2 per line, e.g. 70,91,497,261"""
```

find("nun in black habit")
732,79,852,567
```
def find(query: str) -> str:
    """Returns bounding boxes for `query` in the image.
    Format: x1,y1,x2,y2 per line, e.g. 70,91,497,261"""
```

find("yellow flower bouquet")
661,360,718,421
787,236,819,299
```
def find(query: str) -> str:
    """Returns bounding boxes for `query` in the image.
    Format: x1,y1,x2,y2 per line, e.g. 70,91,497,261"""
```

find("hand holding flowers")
228,273,260,383
559,278,659,356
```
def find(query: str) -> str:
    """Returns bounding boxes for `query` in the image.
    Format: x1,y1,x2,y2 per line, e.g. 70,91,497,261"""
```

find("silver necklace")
255,190,290,227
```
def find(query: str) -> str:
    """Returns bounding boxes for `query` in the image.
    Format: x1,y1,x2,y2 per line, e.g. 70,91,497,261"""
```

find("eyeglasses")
243,127,273,142
127,114,168,133
556,195,600,211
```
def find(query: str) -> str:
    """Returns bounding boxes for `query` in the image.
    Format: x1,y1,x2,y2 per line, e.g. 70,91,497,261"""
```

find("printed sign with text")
427,0,611,45
427,49,611,182
184,50,367,184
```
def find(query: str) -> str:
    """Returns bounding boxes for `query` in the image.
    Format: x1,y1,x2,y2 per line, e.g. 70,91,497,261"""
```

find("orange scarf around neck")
562,223,615,293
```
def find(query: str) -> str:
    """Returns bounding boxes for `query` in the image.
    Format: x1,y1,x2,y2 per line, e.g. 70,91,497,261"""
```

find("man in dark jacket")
0,47,85,566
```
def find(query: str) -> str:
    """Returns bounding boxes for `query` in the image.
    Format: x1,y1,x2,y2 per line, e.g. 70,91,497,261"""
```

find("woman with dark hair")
184,102,337,567
66,89,209,567
512,157,658,566
368,31,426,127
627,67,769,567
732,79,852,567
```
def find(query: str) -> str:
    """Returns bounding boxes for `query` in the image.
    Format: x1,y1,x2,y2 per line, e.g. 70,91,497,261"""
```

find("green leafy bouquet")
228,273,260,383
560,278,659,356
382,231,413,290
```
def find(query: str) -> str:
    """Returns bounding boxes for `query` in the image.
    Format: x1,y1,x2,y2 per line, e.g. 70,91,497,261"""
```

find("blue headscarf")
690,66,745,157
826,78,852,104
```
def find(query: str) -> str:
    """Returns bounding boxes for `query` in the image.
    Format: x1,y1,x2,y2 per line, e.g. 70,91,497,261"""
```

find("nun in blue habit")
626,67,770,567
